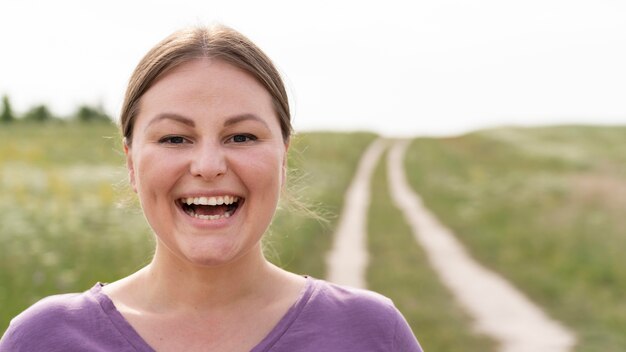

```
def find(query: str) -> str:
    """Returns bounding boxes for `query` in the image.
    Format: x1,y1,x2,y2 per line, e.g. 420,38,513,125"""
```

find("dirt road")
386,139,577,352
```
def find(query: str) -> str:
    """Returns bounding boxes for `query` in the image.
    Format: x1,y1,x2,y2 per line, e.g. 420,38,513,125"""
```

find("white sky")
1,0,625,136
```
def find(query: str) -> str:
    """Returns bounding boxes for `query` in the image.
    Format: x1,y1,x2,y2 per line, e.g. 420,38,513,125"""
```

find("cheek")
133,149,183,200
234,149,284,207
249,150,284,188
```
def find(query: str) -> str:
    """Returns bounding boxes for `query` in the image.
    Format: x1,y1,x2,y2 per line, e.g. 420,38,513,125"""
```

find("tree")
1,95,15,123
74,104,111,123
23,104,53,122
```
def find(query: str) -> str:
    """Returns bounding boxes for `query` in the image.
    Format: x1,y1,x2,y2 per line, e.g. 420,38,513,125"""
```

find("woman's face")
126,59,287,267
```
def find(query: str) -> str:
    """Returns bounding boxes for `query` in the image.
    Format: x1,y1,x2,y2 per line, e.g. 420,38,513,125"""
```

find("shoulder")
284,278,422,351
310,279,397,320
0,286,99,351
6,290,90,330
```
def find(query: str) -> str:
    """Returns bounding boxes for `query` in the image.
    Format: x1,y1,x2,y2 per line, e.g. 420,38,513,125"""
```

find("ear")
124,139,137,193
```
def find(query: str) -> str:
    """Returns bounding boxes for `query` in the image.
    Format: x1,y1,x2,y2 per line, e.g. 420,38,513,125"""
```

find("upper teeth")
183,196,239,206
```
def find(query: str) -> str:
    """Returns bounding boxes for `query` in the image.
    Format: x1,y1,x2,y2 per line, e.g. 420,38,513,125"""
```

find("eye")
228,134,257,144
159,136,188,144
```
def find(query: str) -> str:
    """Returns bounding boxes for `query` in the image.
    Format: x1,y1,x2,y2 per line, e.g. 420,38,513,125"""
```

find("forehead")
137,59,276,126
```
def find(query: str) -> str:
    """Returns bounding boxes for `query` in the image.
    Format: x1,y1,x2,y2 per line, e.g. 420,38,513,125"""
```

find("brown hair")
119,25,292,145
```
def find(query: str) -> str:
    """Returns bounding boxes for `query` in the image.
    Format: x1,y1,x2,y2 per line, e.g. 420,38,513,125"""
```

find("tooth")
198,214,209,220
224,212,231,218
183,196,239,207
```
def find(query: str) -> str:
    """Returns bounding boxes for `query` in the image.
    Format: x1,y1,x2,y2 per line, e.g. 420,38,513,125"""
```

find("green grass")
0,121,124,166
0,122,376,334
403,126,626,351
0,122,154,333
367,147,495,351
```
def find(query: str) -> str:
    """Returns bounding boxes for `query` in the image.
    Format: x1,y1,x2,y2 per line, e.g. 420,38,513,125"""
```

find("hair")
119,24,292,145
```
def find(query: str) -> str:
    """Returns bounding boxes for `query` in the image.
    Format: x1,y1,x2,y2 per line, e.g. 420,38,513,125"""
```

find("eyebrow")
144,112,270,131
145,113,195,131
223,113,270,130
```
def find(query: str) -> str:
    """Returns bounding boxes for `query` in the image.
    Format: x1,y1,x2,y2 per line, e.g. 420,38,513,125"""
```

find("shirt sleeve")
0,316,66,352
0,322,21,352
391,305,424,352
0,289,147,352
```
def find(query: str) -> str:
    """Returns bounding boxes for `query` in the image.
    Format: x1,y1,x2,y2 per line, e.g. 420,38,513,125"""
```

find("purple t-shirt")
0,277,422,351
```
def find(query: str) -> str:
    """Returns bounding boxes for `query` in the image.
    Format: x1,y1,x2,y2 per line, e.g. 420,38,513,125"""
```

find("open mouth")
177,195,242,220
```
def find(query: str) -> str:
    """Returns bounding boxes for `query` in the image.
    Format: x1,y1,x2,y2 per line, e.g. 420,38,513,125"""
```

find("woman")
0,25,422,351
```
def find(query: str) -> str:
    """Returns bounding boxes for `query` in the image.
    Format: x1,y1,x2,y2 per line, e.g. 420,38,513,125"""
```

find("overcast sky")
1,0,625,136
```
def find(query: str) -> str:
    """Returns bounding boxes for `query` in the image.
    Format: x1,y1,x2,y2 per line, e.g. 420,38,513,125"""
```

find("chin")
178,242,258,269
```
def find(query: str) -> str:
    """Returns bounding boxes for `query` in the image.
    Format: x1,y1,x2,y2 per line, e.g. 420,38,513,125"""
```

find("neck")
135,242,277,313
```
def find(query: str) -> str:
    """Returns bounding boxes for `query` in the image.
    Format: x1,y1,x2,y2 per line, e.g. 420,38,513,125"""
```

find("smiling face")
126,59,288,268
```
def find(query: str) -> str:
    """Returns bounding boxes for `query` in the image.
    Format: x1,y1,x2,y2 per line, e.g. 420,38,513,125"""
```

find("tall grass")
367,148,495,351
403,126,626,351
0,123,153,333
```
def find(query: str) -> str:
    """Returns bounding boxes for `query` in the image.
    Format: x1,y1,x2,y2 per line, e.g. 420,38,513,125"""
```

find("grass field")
403,126,626,351
0,122,154,332
2,122,625,351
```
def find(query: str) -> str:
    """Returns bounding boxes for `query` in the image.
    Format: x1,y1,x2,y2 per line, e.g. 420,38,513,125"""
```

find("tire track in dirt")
326,138,387,288
386,139,576,352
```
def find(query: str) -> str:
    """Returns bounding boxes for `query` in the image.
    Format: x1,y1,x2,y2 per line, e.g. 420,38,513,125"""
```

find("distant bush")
74,104,112,123
1,95,15,123
22,104,55,123
1,97,114,124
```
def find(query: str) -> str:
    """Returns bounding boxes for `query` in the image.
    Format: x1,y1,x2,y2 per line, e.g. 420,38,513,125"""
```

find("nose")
189,142,227,180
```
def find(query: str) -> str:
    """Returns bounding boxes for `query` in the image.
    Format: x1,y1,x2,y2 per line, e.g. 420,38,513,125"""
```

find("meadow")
2,122,625,351
0,122,154,331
